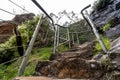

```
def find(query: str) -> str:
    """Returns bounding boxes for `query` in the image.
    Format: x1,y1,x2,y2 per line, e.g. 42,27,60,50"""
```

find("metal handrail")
81,4,92,29
55,24,69,28
31,0,56,30
81,5,108,53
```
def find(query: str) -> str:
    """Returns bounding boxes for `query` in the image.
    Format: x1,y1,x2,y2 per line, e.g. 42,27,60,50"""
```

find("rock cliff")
90,0,120,37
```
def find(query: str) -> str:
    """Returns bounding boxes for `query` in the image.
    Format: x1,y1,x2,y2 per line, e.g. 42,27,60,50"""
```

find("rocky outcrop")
34,42,94,78
0,21,17,43
0,13,35,43
12,13,35,24
90,0,120,37
34,58,104,79
90,1,120,78
33,42,114,80
33,38,120,80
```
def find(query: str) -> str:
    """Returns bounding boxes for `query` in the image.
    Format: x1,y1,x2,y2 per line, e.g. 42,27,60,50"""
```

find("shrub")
0,35,18,63
94,36,111,53
102,23,111,32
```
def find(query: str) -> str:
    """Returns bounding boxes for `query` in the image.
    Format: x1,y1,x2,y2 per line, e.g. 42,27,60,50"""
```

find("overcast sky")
0,0,95,21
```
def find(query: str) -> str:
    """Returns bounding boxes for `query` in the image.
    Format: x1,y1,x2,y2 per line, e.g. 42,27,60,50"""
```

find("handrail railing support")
81,5,108,53
17,15,43,76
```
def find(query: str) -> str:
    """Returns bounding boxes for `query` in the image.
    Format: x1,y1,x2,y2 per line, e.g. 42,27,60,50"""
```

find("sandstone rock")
14,76,52,80
90,0,120,37
34,58,104,79
0,13,35,43
0,21,17,43
12,13,35,24
109,36,120,70
49,41,95,61
34,42,106,80
32,40,120,79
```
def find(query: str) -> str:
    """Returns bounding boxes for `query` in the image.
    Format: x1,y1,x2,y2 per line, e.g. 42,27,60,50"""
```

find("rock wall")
90,0,120,37
90,0,120,74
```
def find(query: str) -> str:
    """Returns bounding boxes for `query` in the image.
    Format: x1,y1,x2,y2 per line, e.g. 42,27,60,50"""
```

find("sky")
0,0,96,23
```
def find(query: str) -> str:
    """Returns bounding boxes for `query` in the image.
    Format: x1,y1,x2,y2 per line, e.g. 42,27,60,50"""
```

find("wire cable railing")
0,0,114,79
0,8,16,16
0,1,42,79
8,0,29,13
0,56,23,66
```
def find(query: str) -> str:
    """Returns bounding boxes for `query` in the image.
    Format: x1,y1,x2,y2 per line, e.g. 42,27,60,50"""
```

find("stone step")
14,76,51,80
14,76,89,80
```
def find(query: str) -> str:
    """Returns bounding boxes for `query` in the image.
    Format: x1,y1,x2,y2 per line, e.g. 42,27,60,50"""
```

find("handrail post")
67,27,71,48
85,11,108,53
81,5,108,53
17,15,43,76
56,26,59,50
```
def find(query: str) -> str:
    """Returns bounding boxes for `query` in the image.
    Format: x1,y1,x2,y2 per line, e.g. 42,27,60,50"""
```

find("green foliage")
0,46,63,80
0,35,18,63
0,15,56,80
19,15,40,43
68,19,94,44
58,45,69,53
92,0,111,12
102,23,111,32
32,47,53,60
0,16,40,64
0,59,21,80
94,36,111,53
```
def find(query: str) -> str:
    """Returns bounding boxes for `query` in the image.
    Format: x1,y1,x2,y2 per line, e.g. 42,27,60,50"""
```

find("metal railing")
31,0,89,54
0,0,37,79
81,5,108,53
1,0,119,79
18,15,43,76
